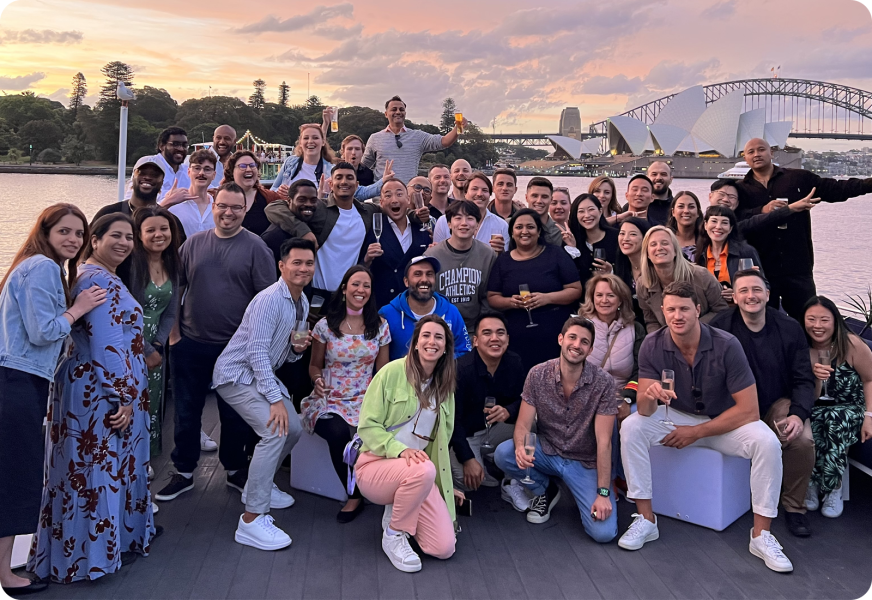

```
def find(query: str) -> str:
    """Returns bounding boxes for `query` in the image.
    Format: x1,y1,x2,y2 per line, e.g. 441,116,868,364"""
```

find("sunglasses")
692,386,704,414
412,409,440,443
395,134,403,149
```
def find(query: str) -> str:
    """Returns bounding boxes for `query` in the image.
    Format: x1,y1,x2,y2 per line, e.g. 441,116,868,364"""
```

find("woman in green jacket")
355,315,457,573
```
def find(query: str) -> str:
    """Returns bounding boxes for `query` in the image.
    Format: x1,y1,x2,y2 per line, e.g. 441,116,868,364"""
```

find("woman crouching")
355,315,457,572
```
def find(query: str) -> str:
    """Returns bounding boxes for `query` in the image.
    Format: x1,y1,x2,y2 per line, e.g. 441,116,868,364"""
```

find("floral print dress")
142,279,172,456
300,318,391,432
28,264,155,584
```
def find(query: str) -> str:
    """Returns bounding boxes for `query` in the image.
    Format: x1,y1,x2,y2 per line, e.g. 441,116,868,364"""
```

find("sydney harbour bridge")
486,78,872,150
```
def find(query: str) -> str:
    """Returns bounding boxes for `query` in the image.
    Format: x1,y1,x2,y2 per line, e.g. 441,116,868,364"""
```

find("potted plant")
844,286,872,344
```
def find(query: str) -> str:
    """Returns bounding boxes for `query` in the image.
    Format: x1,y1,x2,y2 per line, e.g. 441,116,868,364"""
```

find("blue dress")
28,264,155,583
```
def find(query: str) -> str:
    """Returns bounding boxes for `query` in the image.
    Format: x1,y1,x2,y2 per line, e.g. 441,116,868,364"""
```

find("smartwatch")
597,487,610,497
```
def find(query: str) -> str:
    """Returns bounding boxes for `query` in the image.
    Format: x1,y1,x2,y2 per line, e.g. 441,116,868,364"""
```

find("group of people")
1,93,872,594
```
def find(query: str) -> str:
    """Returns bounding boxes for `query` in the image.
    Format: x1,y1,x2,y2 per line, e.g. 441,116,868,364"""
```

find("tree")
0,118,19,154
98,61,134,110
0,94,60,129
439,97,458,134
278,82,290,108
19,119,64,154
61,124,94,165
131,86,178,127
249,79,266,110
38,148,64,163
305,95,324,111
175,96,264,136
69,72,87,117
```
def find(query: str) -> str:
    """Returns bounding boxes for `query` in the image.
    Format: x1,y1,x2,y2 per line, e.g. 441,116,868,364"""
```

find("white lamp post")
116,82,135,202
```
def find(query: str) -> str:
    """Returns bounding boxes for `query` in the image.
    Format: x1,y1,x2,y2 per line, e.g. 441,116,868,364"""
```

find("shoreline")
0,164,133,176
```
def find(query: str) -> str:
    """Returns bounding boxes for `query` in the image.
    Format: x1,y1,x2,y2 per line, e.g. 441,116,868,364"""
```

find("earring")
342,293,346,302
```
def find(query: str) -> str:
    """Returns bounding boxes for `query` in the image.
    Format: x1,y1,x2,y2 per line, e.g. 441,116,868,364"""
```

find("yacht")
717,161,751,179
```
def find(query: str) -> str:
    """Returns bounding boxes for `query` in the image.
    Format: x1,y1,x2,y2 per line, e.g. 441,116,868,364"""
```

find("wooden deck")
23,395,872,600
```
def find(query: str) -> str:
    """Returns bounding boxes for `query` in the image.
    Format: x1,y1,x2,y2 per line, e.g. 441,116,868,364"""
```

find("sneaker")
618,513,659,550
749,529,793,572
155,473,194,501
226,470,248,492
382,504,393,531
152,502,159,514
501,479,531,512
201,430,218,452
526,481,560,524
481,472,500,487
147,465,155,481
234,514,292,551
241,483,295,509
805,483,820,511
821,484,843,518
784,511,811,537
381,529,422,573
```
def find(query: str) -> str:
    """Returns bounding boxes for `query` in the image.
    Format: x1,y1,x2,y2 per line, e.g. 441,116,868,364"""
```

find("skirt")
0,365,50,538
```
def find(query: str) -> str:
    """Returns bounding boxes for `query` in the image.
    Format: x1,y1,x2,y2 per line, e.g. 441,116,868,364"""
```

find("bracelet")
63,310,76,321
865,411,872,419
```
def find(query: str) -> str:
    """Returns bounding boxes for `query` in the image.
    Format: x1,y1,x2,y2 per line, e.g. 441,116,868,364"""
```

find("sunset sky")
2,0,872,151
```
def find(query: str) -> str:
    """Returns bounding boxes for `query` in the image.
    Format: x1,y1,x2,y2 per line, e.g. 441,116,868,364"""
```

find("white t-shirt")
394,404,438,451
313,206,365,291
291,161,318,184
433,211,509,250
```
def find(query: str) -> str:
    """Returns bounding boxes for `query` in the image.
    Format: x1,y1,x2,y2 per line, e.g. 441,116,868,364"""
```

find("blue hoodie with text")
379,291,472,361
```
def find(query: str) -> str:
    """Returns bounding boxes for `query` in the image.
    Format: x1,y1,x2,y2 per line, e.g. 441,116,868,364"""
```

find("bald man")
450,159,472,200
736,138,872,318
645,161,674,226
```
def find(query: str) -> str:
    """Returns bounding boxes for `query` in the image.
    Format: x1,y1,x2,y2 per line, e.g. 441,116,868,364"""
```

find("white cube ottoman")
650,445,751,531
290,432,348,502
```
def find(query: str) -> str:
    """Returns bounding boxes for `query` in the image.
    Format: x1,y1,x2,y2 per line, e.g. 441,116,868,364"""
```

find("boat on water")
192,130,292,187
717,161,751,179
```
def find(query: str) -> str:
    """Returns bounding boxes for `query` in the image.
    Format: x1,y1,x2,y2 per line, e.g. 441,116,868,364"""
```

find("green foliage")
175,96,264,136
278,82,290,108
844,286,872,336
6,148,23,163
439,98,457,134
0,118,20,154
38,148,64,163
69,72,87,117
131,86,179,128
19,119,64,154
0,94,61,130
249,79,267,110
98,61,135,111
61,128,94,165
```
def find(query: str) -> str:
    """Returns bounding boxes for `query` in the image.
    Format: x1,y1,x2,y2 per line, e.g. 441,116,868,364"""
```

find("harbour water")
1,173,869,303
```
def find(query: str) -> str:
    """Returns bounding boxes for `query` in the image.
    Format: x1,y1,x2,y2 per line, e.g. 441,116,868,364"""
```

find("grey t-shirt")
424,239,497,331
179,229,276,344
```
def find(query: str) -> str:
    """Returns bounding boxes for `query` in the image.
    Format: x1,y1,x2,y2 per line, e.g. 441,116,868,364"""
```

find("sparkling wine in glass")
521,432,537,485
660,369,675,426
519,284,538,328
331,107,339,132
292,320,308,344
482,396,497,450
738,258,754,271
372,213,383,243
321,369,333,399
818,349,833,400
413,191,429,231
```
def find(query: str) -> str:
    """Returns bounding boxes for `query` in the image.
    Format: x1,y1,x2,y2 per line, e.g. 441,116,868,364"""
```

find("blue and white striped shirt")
362,126,446,184
212,280,309,403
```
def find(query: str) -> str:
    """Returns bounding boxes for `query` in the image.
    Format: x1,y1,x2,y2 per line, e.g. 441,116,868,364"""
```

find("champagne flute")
818,349,833,400
738,258,754,271
412,191,429,232
519,284,538,328
521,432,537,485
372,213,383,243
321,368,333,399
660,369,675,426
482,396,497,450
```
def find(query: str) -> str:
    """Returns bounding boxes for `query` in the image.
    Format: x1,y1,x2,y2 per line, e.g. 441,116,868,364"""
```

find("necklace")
342,317,364,334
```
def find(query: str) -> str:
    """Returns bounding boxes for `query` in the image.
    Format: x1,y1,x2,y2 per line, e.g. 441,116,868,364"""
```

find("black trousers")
767,273,817,321
313,416,362,499
0,366,49,538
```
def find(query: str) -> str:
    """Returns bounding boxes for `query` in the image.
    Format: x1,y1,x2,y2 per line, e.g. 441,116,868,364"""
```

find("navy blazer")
359,216,431,309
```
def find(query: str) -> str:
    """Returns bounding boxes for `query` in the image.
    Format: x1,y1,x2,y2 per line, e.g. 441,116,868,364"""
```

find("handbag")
341,409,419,496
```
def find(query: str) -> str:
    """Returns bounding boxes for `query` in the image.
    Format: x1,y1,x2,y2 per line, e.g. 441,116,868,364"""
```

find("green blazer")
358,357,456,521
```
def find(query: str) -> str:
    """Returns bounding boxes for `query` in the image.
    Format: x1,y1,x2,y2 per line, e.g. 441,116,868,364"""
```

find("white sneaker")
152,502,159,514
147,465,155,481
241,483,295,509
618,513,659,550
804,483,819,511
382,529,422,573
749,529,793,572
501,479,531,512
200,430,218,452
382,504,393,531
234,514,292,551
821,484,843,518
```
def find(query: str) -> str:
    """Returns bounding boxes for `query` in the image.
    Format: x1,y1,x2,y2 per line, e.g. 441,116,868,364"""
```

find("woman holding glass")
694,205,764,303
801,296,872,518
636,226,728,333
567,194,619,288
0,204,105,594
29,214,157,584
355,315,457,573
487,209,583,373
300,266,390,523
613,217,651,326
666,191,702,260
589,176,625,227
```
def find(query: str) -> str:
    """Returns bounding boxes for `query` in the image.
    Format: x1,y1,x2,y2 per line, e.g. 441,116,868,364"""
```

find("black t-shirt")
242,190,271,236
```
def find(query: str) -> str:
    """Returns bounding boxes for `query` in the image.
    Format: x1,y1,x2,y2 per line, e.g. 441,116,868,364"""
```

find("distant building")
559,107,582,140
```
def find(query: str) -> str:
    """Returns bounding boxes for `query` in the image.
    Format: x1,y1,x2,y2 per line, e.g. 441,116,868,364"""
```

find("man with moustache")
379,255,471,361
645,161,674,226
433,172,508,252
711,270,816,538
525,177,563,247
176,124,236,192
621,174,656,225
361,178,431,308
427,164,453,220
450,159,472,200
261,179,320,266
124,126,191,202
168,149,218,238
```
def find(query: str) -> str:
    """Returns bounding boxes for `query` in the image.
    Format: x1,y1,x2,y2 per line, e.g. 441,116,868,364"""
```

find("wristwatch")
597,487,610,497
623,397,632,405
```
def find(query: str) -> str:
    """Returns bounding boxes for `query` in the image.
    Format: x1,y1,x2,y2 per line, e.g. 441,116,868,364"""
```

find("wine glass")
593,248,607,272
818,350,833,400
321,368,333,399
660,369,675,426
738,258,754,271
372,213,383,243
412,191,429,232
519,284,538,328
482,396,497,450
521,432,537,485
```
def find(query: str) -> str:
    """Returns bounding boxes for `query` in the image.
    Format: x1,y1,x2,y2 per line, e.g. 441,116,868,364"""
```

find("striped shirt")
362,126,446,184
212,280,308,403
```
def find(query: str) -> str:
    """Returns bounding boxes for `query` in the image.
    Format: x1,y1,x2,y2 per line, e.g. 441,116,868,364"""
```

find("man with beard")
645,161,674,226
621,174,656,225
450,159,472,200
379,255,471,361
261,179,320,267
427,164,452,220
125,126,191,202
494,316,618,542
168,149,218,238
525,177,563,247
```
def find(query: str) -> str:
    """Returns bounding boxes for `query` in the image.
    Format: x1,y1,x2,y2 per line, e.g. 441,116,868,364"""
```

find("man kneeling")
494,316,618,543
618,281,793,573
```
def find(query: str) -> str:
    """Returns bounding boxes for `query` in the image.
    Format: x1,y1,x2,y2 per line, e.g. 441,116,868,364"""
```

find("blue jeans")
494,439,617,543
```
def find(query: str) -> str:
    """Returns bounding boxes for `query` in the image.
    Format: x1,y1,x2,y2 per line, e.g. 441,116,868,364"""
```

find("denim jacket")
269,156,383,201
0,255,71,380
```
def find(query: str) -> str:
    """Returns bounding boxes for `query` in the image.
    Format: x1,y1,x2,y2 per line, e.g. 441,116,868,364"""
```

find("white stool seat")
650,445,750,531
291,431,348,502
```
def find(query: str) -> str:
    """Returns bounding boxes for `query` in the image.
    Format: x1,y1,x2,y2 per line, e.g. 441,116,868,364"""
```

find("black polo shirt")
638,323,755,417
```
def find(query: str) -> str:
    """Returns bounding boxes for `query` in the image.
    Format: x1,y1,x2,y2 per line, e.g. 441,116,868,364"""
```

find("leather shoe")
2,578,49,596
785,511,812,537
336,499,365,524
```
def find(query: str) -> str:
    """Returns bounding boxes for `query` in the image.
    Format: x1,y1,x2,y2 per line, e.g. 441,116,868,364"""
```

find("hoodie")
379,291,472,361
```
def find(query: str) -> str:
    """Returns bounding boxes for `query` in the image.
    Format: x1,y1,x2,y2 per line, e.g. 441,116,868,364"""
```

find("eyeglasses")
395,134,403,149
554,186,570,193
412,409,440,443
712,190,738,202
412,184,432,193
215,203,246,213
190,166,215,174
235,163,259,170
164,141,189,150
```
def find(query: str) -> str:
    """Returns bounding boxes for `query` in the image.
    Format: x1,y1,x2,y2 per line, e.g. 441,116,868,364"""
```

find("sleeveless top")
587,316,636,389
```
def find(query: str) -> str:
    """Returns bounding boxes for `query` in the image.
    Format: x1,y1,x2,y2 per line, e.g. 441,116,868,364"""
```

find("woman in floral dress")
28,214,156,584
301,266,390,522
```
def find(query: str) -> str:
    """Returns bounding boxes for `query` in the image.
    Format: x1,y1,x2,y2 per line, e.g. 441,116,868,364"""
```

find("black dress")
573,226,619,291
242,189,272,236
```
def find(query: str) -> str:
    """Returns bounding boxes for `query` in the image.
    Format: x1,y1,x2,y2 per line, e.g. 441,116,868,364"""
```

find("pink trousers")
355,452,455,559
